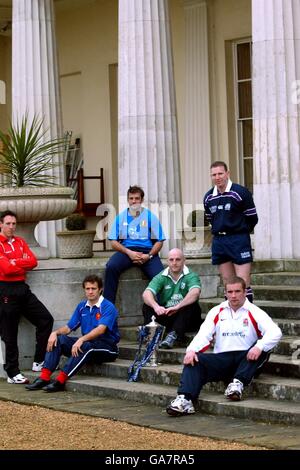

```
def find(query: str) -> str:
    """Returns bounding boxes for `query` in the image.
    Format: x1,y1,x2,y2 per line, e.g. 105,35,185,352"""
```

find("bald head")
167,248,185,276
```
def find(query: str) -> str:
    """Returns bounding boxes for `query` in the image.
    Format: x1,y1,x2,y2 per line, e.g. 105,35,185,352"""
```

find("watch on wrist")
149,254,154,259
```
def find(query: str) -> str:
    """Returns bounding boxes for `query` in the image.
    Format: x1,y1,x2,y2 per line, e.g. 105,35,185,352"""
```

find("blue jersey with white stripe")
204,182,258,235
108,207,165,250
67,296,120,344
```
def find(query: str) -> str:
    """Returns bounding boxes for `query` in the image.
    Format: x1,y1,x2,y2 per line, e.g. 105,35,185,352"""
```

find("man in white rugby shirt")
166,276,282,416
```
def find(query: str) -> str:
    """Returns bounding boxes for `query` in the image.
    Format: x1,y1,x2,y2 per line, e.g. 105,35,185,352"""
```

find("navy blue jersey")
203,181,258,235
67,295,120,344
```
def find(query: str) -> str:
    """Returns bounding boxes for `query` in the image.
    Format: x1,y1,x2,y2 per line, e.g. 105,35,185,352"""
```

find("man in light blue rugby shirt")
104,185,165,304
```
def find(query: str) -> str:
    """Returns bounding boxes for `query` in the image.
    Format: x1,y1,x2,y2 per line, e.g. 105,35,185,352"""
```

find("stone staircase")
6,257,300,427
71,259,300,426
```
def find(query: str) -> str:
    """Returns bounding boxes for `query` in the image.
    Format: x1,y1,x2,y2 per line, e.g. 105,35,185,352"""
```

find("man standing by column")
204,162,258,302
0,210,54,384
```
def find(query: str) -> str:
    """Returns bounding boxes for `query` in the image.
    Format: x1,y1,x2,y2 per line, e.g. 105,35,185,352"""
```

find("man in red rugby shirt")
0,210,53,384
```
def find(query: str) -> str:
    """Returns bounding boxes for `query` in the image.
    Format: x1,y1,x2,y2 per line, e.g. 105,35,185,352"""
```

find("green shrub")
66,213,86,231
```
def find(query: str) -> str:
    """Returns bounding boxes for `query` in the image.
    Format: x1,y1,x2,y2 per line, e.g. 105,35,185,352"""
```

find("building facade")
0,0,299,259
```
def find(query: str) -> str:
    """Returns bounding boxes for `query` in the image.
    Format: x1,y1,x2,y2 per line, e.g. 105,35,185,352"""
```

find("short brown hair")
210,161,228,172
0,210,17,223
82,275,103,290
127,185,144,199
225,276,246,291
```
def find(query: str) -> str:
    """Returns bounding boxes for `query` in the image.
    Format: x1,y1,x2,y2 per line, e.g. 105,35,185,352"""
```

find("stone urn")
0,186,77,259
56,229,96,258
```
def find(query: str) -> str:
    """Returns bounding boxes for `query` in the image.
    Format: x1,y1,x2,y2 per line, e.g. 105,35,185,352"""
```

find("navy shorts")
212,232,253,265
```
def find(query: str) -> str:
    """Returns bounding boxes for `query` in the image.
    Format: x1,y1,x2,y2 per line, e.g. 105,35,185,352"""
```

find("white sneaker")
7,373,29,384
224,378,244,401
166,394,195,416
32,361,44,372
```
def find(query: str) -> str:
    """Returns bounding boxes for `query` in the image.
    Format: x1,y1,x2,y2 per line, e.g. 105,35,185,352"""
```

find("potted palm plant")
56,213,96,258
0,114,77,258
182,209,212,258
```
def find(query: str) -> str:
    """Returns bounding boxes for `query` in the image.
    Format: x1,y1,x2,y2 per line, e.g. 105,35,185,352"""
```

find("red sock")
40,368,52,382
56,371,68,384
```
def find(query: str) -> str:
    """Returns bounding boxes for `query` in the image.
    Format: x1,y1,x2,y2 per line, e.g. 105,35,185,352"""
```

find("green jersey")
146,266,201,308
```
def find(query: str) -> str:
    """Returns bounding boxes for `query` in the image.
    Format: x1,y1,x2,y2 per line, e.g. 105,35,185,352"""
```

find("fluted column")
183,0,211,208
118,0,181,252
253,0,300,259
0,80,5,105
12,0,63,257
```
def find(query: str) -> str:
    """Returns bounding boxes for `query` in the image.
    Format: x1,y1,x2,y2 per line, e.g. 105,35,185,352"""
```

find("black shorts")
212,232,253,265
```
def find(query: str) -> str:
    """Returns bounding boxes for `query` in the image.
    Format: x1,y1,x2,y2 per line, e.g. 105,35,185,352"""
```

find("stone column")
12,0,63,257
118,0,181,252
183,0,211,208
252,0,300,259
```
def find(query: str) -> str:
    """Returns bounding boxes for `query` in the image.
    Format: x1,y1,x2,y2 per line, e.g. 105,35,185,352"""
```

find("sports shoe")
7,373,29,384
159,331,178,349
32,361,44,372
224,378,244,401
166,394,195,416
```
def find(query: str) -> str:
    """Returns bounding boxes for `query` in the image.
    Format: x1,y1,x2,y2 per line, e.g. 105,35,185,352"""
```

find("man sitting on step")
166,276,282,416
142,248,202,349
26,275,120,393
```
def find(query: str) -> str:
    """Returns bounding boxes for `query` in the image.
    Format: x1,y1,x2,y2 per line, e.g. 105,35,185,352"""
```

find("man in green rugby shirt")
142,248,202,349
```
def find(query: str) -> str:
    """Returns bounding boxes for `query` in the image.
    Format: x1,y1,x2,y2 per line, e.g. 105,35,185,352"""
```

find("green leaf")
0,113,65,187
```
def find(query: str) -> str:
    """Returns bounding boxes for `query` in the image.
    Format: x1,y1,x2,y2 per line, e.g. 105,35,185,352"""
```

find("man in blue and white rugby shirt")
26,274,120,393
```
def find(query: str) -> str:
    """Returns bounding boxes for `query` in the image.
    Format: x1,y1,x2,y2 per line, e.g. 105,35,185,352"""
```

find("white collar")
162,265,189,280
223,297,250,313
212,179,232,196
85,294,104,308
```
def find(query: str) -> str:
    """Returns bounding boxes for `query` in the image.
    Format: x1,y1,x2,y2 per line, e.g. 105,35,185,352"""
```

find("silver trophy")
145,315,165,367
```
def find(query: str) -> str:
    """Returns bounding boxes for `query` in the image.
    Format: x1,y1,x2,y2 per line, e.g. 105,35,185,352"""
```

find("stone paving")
0,379,299,450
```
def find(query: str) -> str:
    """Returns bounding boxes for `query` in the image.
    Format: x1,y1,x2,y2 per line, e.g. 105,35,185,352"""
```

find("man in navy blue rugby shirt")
26,274,119,392
203,161,258,302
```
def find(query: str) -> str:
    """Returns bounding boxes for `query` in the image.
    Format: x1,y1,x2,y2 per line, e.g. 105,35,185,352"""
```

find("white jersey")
187,299,282,354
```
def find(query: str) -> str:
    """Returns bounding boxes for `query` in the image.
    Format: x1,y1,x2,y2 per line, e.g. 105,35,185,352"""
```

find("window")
233,40,253,191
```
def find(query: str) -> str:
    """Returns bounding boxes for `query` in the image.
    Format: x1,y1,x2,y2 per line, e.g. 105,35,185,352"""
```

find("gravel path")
0,401,265,450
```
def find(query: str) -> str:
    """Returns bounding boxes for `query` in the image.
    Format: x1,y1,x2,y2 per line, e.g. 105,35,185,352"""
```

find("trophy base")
145,361,162,367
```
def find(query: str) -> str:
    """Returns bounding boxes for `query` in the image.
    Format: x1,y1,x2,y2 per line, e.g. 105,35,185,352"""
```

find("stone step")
251,272,300,287
276,319,300,336
50,375,300,426
118,342,300,377
273,336,300,356
200,298,300,319
120,319,300,342
217,285,300,302
253,286,300,302
81,359,300,403
263,354,300,378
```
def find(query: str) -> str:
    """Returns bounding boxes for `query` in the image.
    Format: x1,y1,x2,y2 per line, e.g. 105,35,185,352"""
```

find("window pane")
242,120,253,157
238,81,252,118
244,158,253,192
237,43,251,80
